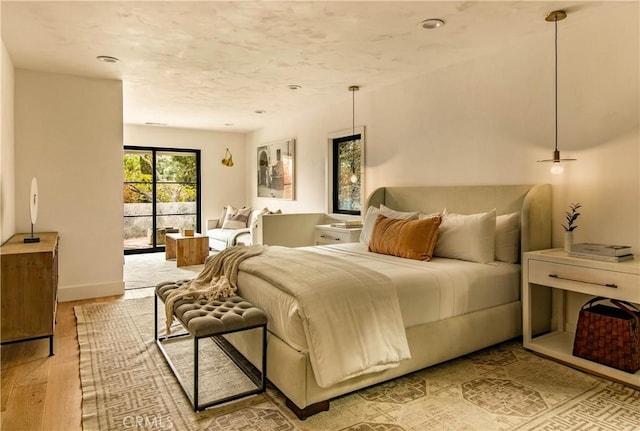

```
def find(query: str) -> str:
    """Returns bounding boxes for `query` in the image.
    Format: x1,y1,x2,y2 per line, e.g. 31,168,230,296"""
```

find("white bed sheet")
236,242,520,352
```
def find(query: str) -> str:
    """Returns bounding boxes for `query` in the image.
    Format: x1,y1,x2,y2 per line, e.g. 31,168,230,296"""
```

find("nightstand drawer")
315,230,351,245
529,259,640,303
314,225,361,245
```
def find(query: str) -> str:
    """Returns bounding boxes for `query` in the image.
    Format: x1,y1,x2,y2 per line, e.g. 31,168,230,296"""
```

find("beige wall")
1,41,15,243
124,124,247,228
14,70,124,301
247,4,639,252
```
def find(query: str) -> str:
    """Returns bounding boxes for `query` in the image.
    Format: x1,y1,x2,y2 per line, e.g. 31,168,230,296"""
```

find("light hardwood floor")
1,290,149,431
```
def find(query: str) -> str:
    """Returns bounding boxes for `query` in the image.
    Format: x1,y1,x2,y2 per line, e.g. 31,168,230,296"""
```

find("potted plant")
562,202,581,251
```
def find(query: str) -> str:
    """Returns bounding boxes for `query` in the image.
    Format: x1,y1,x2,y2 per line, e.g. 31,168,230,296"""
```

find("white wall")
14,70,124,301
124,124,247,227
1,40,15,243
247,4,639,252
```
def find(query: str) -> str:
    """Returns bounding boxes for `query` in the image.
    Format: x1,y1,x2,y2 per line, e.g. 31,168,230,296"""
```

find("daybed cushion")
208,228,249,243
369,215,441,261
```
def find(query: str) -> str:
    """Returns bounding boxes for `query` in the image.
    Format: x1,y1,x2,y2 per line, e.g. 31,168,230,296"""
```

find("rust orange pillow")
368,214,442,261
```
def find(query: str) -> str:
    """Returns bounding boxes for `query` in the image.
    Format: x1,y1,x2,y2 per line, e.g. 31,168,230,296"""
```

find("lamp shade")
221,148,234,167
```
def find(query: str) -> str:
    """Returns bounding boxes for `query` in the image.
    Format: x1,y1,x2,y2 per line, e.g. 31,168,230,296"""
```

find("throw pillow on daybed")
221,206,252,229
369,214,441,261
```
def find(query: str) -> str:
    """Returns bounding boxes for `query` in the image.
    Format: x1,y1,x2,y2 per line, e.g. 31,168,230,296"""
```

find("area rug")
123,252,208,289
76,297,640,431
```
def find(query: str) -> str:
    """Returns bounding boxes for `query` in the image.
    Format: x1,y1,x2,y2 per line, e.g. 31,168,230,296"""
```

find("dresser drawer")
528,259,640,303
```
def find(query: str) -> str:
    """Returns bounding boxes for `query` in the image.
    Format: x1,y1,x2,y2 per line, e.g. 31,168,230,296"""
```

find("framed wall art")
257,139,295,200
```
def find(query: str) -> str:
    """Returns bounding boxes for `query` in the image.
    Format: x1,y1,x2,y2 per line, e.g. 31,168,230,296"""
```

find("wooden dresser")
1,232,59,356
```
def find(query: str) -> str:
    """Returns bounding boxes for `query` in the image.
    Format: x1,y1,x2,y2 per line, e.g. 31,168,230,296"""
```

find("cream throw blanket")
238,246,411,388
164,245,265,332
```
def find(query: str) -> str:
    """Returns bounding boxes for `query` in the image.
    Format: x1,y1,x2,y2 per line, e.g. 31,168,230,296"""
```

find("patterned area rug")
76,297,640,431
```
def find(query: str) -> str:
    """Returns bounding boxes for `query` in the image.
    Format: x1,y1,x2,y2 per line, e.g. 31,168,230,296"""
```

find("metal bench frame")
154,292,267,411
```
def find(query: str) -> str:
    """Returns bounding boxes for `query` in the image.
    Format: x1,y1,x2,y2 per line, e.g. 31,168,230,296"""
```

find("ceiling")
1,1,618,132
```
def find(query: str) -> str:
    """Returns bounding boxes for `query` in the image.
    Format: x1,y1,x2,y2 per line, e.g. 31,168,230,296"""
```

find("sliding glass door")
123,146,201,254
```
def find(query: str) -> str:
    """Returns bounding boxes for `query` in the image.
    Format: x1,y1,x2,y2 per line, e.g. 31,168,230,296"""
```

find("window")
331,131,363,215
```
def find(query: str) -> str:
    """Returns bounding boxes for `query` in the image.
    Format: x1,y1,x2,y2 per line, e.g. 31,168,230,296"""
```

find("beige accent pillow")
359,205,419,245
221,206,252,229
495,212,520,263
369,214,441,261
434,209,496,264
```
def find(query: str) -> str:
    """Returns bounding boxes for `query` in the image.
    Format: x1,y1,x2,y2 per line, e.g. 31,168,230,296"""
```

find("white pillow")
419,209,446,220
495,212,520,263
434,209,496,264
379,204,419,220
359,205,419,245
221,206,252,229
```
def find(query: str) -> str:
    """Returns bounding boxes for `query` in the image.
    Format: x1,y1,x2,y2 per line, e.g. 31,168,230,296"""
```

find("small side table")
165,233,209,266
523,248,640,388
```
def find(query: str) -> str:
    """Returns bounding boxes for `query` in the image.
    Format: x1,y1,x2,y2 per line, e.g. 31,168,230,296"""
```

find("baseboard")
58,281,125,302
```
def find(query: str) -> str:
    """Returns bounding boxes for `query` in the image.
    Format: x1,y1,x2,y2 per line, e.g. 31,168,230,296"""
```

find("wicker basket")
572,297,640,373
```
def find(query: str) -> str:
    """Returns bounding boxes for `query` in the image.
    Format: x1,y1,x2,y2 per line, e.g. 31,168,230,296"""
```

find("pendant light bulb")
550,163,564,175
350,173,358,183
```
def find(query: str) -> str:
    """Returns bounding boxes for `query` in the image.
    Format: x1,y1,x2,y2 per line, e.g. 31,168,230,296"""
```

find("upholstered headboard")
365,184,552,254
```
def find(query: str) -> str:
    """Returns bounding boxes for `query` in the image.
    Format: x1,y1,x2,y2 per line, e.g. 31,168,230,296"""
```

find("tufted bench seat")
154,280,267,411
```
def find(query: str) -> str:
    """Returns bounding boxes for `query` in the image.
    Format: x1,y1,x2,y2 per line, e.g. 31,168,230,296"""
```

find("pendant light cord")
554,18,558,153
351,87,355,172
352,88,355,137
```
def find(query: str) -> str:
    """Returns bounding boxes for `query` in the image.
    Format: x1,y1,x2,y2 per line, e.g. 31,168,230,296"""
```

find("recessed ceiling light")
287,84,302,90
224,123,234,126
254,110,266,114
145,122,167,126
418,18,445,30
96,55,120,63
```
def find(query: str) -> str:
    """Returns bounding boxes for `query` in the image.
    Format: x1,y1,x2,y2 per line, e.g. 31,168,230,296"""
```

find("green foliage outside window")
123,153,197,204
336,138,361,213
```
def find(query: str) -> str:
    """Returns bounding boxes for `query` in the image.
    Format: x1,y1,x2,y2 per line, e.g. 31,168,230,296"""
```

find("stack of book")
569,243,634,262
330,220,363,229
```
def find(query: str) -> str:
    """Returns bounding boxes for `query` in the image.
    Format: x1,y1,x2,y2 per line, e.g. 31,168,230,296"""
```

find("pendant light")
349,85,359,183
538,10,575,175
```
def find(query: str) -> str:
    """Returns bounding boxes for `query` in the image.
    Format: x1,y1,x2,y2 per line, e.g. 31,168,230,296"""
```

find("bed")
224,184,552,419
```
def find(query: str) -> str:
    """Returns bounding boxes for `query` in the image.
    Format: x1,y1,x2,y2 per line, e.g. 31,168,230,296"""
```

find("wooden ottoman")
165,233,209,267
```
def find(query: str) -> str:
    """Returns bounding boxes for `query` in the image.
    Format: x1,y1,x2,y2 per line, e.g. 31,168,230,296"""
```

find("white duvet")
238,246,411,388
237,243,520,352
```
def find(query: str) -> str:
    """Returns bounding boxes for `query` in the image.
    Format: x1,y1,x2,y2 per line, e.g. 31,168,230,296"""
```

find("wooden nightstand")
523,248,640,388
314,224,362,245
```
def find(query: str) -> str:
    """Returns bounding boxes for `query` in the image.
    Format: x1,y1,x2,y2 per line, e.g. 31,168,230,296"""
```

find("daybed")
205,207,265,251
224,184,552,419
206,209,325,251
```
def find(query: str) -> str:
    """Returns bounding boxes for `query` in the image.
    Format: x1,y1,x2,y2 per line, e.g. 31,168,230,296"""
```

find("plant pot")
564,231,574,252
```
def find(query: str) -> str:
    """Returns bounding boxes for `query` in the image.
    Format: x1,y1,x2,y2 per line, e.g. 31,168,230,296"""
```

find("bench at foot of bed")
154,280,268,412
